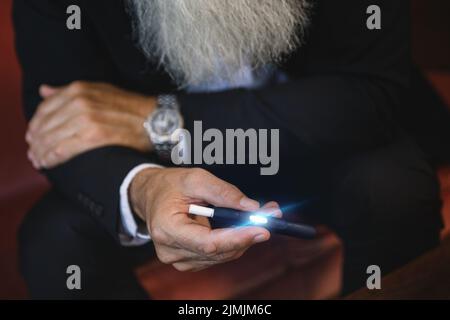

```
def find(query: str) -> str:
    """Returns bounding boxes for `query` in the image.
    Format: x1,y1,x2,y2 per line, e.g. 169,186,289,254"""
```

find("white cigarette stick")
188,204,215,217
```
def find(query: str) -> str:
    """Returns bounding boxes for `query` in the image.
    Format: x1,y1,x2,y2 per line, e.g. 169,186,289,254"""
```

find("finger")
33,134,99,169
156,242,242,265
28,99,85,140
170,216,262,261
210,226,270,253
39,84,63,98
260,201,283,218
172,248,247,272
172,262,207,272
189,215,212,228
32,81,97,130
154,217,212,264
29,89,74,133
173,216,270,257
185,170,260,211
31,99,137,139
27,149,39,169
29,110,147,168
29,107,122,158
36,120,139,168
31,134,78,169
28,108,92,166
154,244,199,265
34,81,136,128
29,122,80,167
31,87,119,137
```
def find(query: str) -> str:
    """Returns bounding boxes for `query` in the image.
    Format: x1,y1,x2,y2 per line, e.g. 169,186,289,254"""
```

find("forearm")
43,146,157,241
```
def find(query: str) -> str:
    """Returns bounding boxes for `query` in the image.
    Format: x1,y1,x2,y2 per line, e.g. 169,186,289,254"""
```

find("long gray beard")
128,0,311,88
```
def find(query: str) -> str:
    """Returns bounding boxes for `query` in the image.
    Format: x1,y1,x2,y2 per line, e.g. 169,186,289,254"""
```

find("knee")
18,196,82,273
330,151,442,236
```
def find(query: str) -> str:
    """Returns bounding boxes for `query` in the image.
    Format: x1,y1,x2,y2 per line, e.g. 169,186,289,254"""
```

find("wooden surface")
346,236,450,300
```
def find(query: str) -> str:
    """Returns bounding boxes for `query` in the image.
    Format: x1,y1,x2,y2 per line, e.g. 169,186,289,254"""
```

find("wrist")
129,167,163,221
134,96,157,119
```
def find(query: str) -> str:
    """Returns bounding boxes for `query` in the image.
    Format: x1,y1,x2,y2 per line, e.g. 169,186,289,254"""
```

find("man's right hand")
129,167,276,272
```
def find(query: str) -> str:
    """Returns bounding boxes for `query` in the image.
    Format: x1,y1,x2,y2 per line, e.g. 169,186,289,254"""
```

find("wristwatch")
144,95,183,162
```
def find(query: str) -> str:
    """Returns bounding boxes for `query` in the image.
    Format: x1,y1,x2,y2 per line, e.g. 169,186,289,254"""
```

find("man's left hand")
26,81,157,169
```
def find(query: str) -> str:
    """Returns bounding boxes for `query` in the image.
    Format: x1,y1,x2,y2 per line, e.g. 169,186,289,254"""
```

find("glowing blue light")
249,215,268,225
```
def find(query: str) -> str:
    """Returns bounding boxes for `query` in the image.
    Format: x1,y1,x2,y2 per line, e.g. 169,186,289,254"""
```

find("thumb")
206,182,259,211
39,84,61,98
260,201,283,218
189,171,260,211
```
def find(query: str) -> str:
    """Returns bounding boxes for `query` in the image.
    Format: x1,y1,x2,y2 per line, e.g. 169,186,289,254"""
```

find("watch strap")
154,143,173,163
157,94,179,110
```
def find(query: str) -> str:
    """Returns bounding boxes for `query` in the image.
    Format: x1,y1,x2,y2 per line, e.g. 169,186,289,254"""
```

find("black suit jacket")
13,0,412,240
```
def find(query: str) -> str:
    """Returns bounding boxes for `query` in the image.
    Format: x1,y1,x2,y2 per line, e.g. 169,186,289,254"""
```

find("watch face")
151,108,181,137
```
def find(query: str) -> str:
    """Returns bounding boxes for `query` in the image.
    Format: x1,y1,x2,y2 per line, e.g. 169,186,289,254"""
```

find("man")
14,0,447,298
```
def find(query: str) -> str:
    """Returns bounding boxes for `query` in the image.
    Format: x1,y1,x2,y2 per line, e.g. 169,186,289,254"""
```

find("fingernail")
253,233,269,243
240,197,259,210
268,210,282,218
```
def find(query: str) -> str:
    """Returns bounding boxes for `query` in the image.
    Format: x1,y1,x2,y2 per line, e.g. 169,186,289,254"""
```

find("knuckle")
34,106,46,118
232,241,244,252
156,251,174,265
86,126,104,140
215,250,243,262
232,251,245,261
78,111,97,124
69,81,87,94
211,252,227,262
151,227,168,244
77,112,90,123
73,96,92,110
219,253,236,263
197,242,216,256
39,134,52,147
218,184,241,203
53,145,65,158
184,168,208,185
191,168,208,178
28,120,37,132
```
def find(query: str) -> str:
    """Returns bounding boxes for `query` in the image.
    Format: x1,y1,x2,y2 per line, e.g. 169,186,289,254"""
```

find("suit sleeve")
178,0,410,160
13,0,153,241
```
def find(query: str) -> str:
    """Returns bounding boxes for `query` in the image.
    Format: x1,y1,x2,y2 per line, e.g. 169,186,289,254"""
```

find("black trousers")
18,133,443,299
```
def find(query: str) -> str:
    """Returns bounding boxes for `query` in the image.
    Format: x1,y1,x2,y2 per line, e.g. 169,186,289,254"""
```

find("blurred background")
1,0,449,299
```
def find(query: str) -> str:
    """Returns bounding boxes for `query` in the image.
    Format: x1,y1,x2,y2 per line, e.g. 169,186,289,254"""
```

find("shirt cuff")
119,163,164,246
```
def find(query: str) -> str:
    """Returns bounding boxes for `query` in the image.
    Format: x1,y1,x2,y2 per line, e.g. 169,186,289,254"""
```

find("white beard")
127,0,311,88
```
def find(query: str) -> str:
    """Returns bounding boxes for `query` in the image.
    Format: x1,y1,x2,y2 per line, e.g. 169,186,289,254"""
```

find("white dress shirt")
119,164,163,246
